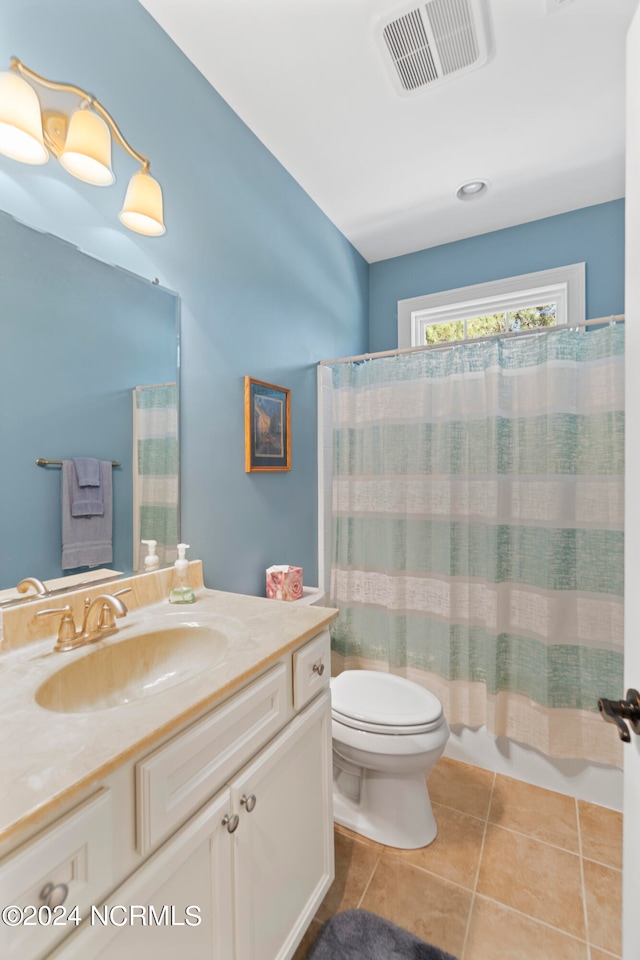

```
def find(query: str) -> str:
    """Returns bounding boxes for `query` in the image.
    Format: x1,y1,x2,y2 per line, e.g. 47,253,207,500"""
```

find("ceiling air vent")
378,0,492,95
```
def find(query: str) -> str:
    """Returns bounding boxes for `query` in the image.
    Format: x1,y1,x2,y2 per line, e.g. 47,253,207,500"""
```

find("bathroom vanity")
0,567,337,960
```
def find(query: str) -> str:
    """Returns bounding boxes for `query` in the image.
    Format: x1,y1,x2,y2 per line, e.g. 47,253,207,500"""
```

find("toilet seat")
331,670,443,735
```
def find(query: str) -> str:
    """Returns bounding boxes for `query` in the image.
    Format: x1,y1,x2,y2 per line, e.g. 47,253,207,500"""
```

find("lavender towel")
307,910,458,960
62,460,113,570
71,457,103,517
73,457,101,486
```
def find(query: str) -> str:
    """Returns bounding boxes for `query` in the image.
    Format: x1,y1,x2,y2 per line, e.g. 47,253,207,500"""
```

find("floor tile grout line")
380,850,487,897
369,852,595,949
439,760,622,836
355,846,384,910
582,854,622,874
431,799,492,825
460,770,495,960
576,797,592,960
472,891,591,947
433,796,585,858
483,820,582,856
419,790,618,871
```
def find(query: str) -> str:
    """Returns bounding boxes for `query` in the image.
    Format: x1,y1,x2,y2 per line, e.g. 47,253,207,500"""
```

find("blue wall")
0,0,369,596
0,210,178,587
0,1,624,597
369,200,625,352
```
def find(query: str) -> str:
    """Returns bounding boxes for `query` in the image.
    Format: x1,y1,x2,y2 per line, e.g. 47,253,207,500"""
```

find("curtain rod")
319,315,625,367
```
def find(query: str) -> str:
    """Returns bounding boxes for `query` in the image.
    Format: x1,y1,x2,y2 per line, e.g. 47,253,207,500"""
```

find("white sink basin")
35,621,229,713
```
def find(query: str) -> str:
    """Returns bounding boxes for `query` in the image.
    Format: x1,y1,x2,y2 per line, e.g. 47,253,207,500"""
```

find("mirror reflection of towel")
62,460,113,570
71,457,104,516
73,457,101,487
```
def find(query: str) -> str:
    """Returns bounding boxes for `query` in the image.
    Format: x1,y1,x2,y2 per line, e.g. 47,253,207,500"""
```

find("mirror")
0,209,180,599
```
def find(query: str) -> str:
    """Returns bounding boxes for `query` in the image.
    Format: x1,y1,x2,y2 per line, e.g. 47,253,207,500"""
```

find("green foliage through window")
423,304,557,345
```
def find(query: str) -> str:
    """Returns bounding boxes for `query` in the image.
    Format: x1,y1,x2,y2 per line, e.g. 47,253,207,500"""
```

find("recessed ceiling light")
456,179,490,201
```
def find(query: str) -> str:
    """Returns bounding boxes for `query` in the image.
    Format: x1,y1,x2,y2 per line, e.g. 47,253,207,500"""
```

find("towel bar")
36,458,121,467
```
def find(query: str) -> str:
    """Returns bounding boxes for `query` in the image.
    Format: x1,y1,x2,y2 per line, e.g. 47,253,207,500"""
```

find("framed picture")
244,377,291,472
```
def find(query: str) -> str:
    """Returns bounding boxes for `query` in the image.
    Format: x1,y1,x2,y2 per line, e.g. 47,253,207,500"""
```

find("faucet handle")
36,603,72,621
106,586,132,618
92,590,130,632
97,603,116,630
36,605,79,650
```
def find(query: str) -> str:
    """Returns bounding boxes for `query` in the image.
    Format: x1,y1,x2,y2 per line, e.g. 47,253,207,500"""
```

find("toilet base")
333,763,438,849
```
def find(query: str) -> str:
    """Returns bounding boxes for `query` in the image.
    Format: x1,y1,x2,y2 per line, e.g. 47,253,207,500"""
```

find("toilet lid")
331,670,443,734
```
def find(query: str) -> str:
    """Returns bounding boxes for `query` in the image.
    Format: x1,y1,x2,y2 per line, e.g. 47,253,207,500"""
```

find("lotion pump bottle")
169,543,196,604
141,539,160,571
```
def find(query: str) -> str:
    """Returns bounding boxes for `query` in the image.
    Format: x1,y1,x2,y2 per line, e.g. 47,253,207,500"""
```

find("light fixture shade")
0,70,48,164
59,109,114,186
118,171,166,236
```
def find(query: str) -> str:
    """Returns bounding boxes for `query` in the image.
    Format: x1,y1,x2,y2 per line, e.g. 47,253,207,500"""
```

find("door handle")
598,689,640,742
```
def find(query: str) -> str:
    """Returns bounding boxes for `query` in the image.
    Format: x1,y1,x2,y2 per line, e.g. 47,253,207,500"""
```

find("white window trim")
397,264,586,348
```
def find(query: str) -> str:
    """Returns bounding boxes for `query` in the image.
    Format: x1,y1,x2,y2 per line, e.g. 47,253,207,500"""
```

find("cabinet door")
50,789,234,960
0,789,113,960
231,691,333,960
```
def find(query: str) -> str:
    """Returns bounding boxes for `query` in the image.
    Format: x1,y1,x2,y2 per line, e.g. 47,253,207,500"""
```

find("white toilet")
331,670,449,849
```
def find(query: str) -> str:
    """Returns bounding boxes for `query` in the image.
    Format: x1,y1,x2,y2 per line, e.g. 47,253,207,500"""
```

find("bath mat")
307,909,459,960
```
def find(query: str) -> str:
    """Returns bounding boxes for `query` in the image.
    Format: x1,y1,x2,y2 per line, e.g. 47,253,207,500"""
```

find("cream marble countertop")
0,587,337,847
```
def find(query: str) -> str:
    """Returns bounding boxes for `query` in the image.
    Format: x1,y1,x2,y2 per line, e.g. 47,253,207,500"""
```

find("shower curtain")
133,383,179,570
329,326,624,765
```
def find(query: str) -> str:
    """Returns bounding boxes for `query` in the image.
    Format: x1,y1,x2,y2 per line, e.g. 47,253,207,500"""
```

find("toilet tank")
292,587,325,606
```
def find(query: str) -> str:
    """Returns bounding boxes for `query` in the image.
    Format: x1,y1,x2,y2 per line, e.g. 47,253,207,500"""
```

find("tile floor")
294,757,623,960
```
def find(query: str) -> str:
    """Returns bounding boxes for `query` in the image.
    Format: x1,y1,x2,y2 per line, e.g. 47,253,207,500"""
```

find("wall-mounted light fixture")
0,58,165,236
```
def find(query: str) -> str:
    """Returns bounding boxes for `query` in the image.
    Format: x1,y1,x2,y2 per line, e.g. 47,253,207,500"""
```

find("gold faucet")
17,577,48,597
36,588,131,653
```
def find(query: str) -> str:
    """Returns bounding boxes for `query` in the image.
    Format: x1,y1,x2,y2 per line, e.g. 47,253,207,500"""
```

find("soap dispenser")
169,543,196,604
141,539,160,571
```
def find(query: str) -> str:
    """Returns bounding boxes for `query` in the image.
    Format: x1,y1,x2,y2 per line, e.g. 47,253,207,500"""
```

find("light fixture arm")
10,58,150,172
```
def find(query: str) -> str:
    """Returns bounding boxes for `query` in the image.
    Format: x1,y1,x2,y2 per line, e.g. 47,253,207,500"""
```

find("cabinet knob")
240,793,257,813
222,813,239,833
39,882,68,909
312,660,325,676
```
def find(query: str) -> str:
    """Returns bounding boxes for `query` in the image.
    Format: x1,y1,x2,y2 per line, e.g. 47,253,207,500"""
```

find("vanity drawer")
0,789,113,960
293,630,331,710
136,662,288,853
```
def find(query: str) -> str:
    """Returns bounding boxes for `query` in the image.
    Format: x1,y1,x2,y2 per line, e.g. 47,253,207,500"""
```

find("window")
397,264,585,349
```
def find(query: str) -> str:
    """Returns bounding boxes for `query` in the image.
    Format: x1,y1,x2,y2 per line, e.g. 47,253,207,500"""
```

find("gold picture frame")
244,377,291,472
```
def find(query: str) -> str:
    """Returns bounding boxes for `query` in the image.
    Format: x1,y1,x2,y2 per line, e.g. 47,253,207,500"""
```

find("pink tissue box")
266,565,303,601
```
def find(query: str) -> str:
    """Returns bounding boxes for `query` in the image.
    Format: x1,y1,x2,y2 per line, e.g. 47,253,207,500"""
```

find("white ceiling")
139,0,638,263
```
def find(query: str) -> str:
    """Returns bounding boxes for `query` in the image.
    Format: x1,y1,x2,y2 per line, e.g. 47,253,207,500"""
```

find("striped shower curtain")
133,383,179,570
329,325,624,765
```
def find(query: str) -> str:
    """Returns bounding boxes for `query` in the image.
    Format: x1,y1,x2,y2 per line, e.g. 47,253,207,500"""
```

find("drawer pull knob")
39,882,68,909
241,793,257,812
313,661,326,676
222,813,239,833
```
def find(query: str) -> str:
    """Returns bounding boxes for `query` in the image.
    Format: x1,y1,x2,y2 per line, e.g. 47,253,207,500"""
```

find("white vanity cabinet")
231,691,333,960
28,627,334,960
53,788,235,960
